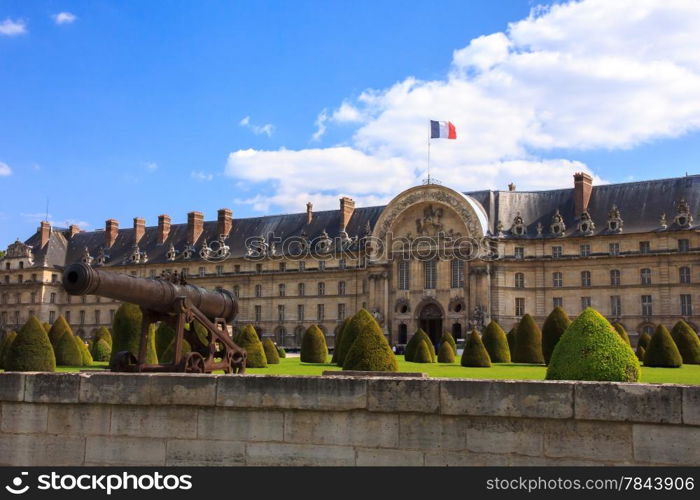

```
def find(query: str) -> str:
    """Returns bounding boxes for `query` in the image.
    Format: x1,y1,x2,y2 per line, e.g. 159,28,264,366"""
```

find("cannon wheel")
112,351,137,372
182,352,206,373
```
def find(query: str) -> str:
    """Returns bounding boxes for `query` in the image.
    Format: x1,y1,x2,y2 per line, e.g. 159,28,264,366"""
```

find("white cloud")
0,162,11,176
20,212,89,229
191,170,214,182
53,12,77,25
0,18,26,36
226,0,700,215
239,115,275,137
144,161,158,172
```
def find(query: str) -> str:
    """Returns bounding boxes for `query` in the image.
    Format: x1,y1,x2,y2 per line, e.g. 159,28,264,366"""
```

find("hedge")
155,322,176,361
635,345,646,362
460,330,491,367
55,328,83,366
74,335,93,366
301,325,328,363
638,332,651,350
542,307,571,364
482,320,511,363
0,331,17,369
437,341,456,363
513,314,544,364
613,322,631,346
238,324,267,368
331,317,350,364
506,327,516,357
336,309,376,365
110,303,158,366
414,339,434,363
342,313,397,372
262,338,280,364
93,326,113,348
405,329,435,362
439,331,457,354
277,346,287,358
670,320,700,364
5,316,56,372
92,339,111,362
546,307,640,382
48,315,72,349
160,338,192,364
643,324,682,368
42,322,51,334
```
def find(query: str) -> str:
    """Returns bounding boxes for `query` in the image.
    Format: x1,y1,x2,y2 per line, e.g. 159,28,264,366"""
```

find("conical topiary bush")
506,327,516,357
481,320,511,363
55,328,83,366
546,307,640,382
405,329,436,362
301,325,328,363
160,338,192,364
437,341,456,363
644,324,682,368
238,324,267,368
331,317,350,364
637,332,651,350
92,338,111,362
461,330,492,367
513,314,544,364
262,338,280,364
670,320,700,364
277,345,286,358
110,303,158,366
635,345,646,362
94,326,112,348
5,316,56,372
542,307,571,364
439,331,457,354
0,331,17,369
336,309,377,365
42,322,51,334
74,335,93,366
155,322,176,360
414,339,434,363
48,315,72,349
342,313,398,372
613,323,631,346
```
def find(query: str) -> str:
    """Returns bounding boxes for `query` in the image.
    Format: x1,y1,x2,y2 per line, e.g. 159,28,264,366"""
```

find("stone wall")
0,373,698,466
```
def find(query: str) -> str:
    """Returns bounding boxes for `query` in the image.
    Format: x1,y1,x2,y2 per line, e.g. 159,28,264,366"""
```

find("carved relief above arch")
395,298,411,314
448,297,466,314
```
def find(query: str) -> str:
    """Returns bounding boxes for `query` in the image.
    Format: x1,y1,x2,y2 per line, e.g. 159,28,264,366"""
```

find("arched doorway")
398,324,408,344
418,302,443,345
451,323,462,339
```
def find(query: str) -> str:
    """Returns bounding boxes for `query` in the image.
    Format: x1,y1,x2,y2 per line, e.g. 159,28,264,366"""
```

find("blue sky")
1,0,699,247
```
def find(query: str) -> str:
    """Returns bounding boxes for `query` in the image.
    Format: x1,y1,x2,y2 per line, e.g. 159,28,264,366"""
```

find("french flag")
430,120,456,139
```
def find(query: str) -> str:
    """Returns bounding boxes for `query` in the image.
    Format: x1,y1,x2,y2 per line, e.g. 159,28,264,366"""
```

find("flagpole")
427,124,431,184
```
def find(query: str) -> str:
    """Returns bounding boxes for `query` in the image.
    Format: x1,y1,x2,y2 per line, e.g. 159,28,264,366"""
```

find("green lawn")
7,357,700,385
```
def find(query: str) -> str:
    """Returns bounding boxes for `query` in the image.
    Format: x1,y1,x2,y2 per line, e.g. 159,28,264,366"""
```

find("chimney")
158,214,171,244
217,208,232,237
339,196,355,230
105,219,119,248
508,182,516,192
68,224,80,238
38,221,51,248
187,211,204,245
574,172,593,216
133,217,145,245
306,202,313,225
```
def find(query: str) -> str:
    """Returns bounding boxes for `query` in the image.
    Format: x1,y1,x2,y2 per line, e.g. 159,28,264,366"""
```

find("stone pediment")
4,239,33,260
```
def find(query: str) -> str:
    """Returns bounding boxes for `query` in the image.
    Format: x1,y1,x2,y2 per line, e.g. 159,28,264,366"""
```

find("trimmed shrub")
238,324,267,368
42,322,51,334
48,315,72,348
638,332,651,350
481,321,511,363
331,317,350,364
55,328,83,366
0,331,17,369
613,323,631,346
336,309,376,365
110,303,158,366
277,346,286,358
460,330,492,367
414,339,434,363
155,322,176,361
92,339,111,362
546,307,640,382
506,327,516,357
160,338,192,364
342,313,398,372
670,320,700,364
190,320,210,347
542,307,571,364
74,335,93,366
5,316,56,372
94,326,112,348
405,329,436,362
301,325,328,363
644,324,682,368
263,338,280,364
636,345,646,362
439,331,457,354
437,341,456,363
513,314,544,364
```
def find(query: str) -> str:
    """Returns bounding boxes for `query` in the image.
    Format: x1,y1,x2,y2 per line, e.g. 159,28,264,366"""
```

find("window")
1,293,6,305
515,298,525,317
641,295,653,317
255,305,262,323
65,311,71,323
19,262,23,269
581,271,591,288
279,262,286,272
31,273,36,282
14,311,19,324
181,268,189,279
581,296,591,310
15,293,21,304
233,285,240,298
150,270,157,278
49,311,55,323
299,261,305,272
339,259,346,270
681,294,693,316
580,244,591,257
298,282,305,296
278,305,285,322
398,260,410,290
4,262,9,270
216,265,223,276
199,267,205,277
553,297,563,308
51,274,57,283
610,269,621,286
279,284,286,297
17,275,23,284
514,247,524,260
451,259,464,288
297,304,304,321
318,282,325,296
79,310,85,325
639,241,650,254
678,239,689,253
81,295,86,304
552,272,563,288
552,246,562,259
255,284,262,298
95,310,101,324
30,292,36,304
110,310,115,323
319,261,326,272
680,267,691,284
424,260,437,289
610,296,622,317
317,304,325,321
640,268,652,286
338,303,346,321
515,273,525,289
256,263,263,273
4,276,8,284
338,281,346,296
234,265,240,273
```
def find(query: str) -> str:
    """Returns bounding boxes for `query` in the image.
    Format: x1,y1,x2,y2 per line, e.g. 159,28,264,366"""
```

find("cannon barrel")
63,263,237,322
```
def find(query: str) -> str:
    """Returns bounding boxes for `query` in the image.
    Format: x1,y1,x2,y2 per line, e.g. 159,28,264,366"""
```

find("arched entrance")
418,303,443,345
398,324,408,344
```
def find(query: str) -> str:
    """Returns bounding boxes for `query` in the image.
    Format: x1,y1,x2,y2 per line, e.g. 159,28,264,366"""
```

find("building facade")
1,173,698,348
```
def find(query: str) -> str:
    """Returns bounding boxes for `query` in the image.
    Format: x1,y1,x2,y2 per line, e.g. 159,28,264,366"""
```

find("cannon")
62,262,246,374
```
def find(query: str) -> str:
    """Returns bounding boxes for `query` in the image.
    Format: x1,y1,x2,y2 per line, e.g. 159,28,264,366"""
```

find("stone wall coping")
0,372,696,426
